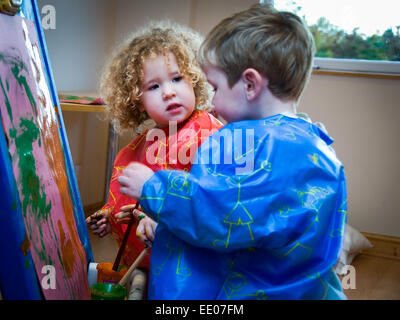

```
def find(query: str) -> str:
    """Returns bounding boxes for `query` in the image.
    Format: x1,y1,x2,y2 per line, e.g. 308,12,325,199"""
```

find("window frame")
314,58,400,75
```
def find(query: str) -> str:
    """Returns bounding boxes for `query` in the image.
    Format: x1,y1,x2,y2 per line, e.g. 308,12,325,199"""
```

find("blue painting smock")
140,114,347,300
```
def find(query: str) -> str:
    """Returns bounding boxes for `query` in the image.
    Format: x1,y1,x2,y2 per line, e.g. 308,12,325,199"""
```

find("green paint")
1,51,73,281
10,63,37,114
0,52,37,114
34,224,52,266
0,76,13,122
24,257,31,269
9,117,51,222
56,249,64,271
117,265,127,272
1,54,58,268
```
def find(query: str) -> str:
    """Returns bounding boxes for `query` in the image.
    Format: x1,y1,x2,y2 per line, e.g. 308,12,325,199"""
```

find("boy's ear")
242,68,266,101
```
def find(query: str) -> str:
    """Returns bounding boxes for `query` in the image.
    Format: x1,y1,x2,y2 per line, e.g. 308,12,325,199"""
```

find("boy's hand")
86,208,111,238
118,162,154,199
134,212,157,248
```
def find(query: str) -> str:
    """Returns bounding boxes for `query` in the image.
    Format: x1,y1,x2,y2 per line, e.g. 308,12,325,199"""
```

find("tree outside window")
273,0,400,62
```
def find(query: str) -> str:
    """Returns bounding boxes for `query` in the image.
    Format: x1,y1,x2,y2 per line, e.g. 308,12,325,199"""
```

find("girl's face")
140,52,195,128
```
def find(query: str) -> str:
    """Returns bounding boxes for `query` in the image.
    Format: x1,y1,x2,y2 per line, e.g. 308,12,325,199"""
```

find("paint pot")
90,283,127,300
96,262,128,284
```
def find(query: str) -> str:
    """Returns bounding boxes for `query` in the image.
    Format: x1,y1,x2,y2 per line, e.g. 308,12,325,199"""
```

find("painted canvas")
0,12,90,299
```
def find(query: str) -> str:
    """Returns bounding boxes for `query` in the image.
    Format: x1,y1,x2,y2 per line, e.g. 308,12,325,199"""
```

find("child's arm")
134,166,282,251
119,127,346,253
118,161,261,251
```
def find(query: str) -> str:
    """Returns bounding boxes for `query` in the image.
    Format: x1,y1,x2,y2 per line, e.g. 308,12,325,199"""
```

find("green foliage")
279,0,400,61
309,17,400,61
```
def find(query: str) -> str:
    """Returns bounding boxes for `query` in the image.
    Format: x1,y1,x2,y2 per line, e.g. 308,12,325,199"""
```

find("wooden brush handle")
118,247,149,287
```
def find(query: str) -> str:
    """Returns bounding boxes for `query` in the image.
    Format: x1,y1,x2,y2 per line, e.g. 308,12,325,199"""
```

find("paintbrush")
112,202,139,271
118,247,149,287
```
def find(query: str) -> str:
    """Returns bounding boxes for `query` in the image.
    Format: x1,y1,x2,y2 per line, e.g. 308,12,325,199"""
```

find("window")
268,0,400,75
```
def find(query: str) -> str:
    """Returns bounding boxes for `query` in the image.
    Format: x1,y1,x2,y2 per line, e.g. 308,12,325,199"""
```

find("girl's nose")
162,83,176,100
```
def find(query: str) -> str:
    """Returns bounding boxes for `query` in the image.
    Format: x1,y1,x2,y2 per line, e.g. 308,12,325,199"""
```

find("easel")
0,0,93,299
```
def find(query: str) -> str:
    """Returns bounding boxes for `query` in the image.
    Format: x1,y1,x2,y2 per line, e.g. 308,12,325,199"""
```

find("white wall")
112,0,258,44
38,0,257,91
190,0,258,35
300,75,400,237
37,0,115,92
113,0,192,45
38,0,400,237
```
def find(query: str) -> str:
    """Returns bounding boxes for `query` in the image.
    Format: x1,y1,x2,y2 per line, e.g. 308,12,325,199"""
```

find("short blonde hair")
100,20,211,132
199,4,315,101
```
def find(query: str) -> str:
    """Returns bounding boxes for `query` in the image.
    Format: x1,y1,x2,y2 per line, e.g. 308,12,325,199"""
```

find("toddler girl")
86,21,222,273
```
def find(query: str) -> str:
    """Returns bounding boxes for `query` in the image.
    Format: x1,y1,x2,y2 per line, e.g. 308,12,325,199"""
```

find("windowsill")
312,69,400,80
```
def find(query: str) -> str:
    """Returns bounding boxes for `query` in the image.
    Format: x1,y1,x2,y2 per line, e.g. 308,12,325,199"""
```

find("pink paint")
0,15,90,299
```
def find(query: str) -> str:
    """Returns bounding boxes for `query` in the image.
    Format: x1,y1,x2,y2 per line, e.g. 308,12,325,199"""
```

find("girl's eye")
148,84,159,90
173,76,183,82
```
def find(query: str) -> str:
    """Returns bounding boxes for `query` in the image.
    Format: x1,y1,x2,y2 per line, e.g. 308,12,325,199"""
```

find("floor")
89,233,400,300
89,231,119,264
340,253,400,300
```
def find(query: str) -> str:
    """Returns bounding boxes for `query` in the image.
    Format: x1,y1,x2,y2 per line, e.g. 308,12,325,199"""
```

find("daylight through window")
269,0,400,74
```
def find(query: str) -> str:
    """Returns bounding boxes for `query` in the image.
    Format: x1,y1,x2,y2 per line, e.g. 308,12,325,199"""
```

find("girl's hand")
114,204,139,224
86,208,111,238
116,205,157,247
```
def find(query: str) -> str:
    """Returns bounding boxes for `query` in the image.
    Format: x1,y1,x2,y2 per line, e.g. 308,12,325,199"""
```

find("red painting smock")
102,110,222,269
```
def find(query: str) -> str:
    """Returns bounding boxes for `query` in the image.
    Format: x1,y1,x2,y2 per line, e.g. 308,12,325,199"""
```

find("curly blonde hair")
99,20,211,133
